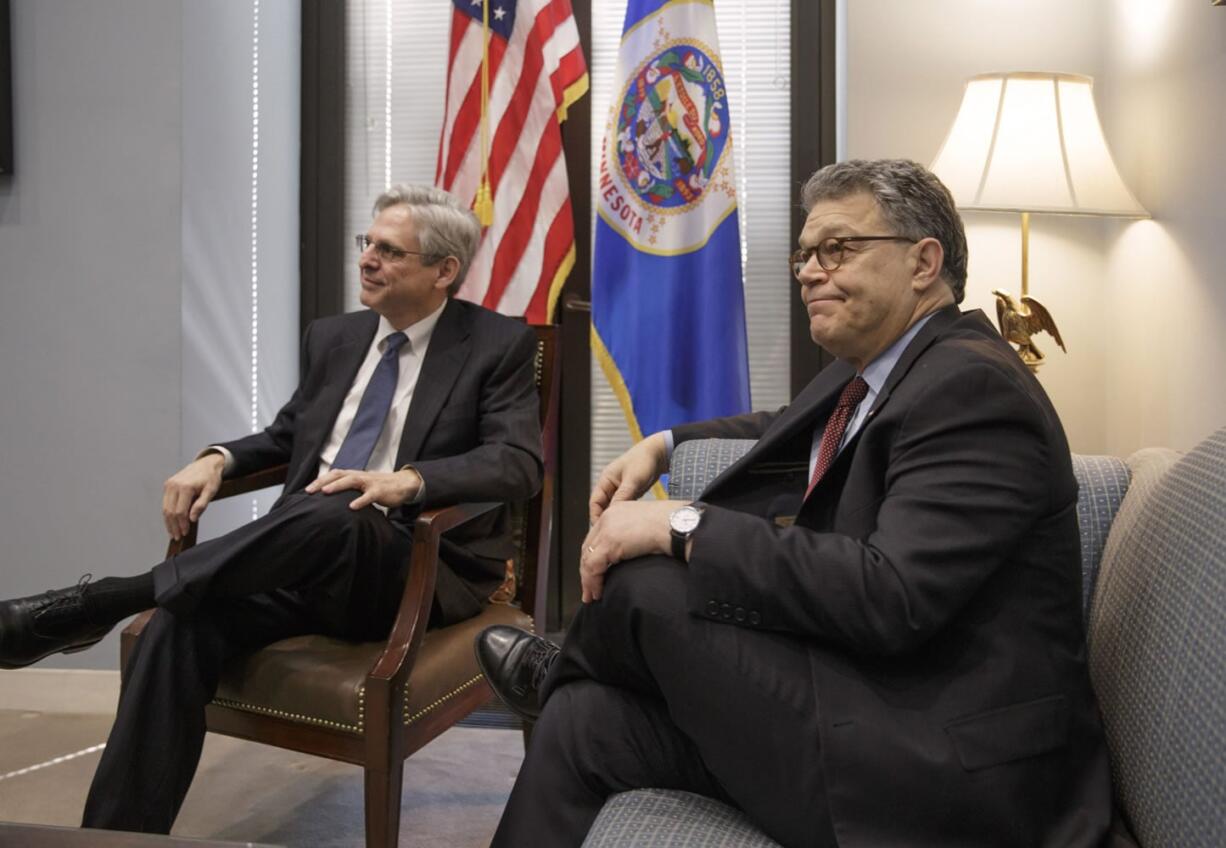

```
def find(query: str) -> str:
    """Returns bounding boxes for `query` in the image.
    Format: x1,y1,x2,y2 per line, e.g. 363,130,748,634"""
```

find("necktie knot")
383,331,408,357
838,376,869,410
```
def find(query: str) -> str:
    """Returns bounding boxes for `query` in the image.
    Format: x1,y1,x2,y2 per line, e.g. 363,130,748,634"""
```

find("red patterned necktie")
805,376,869,499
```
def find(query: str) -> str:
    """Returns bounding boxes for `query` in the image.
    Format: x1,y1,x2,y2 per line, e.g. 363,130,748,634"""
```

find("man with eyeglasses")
0,185,542,834
478,159,1110,846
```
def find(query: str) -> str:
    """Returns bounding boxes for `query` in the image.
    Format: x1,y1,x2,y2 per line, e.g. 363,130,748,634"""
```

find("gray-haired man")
0,185,542,833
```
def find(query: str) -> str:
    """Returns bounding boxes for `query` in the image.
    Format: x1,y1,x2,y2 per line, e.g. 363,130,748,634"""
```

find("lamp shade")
930,72,1148,217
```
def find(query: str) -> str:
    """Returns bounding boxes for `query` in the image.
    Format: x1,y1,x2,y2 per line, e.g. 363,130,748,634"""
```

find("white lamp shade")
931,72,1148,217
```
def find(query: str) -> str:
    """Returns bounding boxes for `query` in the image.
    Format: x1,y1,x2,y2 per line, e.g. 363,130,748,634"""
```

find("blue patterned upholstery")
1072,454,1132,619
668,439,756,500
582,789,783,848
1088,428,1226,848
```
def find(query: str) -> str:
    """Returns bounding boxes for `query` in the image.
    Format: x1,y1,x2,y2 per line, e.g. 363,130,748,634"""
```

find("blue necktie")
332,331,409,470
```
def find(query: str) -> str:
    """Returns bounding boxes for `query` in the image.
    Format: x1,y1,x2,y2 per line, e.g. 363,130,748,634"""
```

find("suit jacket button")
706,600,719,617
734,606,746,622
748,611,761,625
720,603,732,619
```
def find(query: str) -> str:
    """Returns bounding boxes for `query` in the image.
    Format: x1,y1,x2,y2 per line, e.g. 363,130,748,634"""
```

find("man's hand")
305,467,423,510
589,431,670,523
580,499,685,603
162,452,226,540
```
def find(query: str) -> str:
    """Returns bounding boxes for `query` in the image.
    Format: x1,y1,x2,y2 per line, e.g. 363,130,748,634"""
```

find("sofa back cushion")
1088,427,1226,848
1072,454,1132,618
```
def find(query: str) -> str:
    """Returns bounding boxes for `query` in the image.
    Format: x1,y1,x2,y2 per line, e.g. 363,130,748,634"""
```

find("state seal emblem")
597,8,739,256
617,46,728,210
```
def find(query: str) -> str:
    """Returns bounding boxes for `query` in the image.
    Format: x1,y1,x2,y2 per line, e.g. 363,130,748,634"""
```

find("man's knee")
599,555,688,621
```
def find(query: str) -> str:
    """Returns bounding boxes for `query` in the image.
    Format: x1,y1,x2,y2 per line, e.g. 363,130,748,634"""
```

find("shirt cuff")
201,446,235,475
399,464,426,504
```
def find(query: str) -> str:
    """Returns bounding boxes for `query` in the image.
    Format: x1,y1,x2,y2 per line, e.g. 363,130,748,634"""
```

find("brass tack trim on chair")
211,684,366,735
404,674,485,726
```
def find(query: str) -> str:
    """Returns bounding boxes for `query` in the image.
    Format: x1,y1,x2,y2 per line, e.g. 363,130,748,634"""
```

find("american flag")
436,0,588,323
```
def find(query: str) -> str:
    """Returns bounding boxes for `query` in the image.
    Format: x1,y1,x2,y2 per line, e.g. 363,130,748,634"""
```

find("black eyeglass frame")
354,234,441,264
789,235,918,277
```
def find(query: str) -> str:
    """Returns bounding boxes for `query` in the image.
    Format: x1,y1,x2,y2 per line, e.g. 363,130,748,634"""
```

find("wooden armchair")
120,324,559,848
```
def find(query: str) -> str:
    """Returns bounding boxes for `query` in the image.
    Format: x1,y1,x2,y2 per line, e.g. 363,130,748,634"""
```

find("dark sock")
82,574,156,626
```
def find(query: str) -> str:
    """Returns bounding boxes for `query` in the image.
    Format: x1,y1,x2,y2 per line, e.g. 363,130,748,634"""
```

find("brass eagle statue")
992,289,1066,371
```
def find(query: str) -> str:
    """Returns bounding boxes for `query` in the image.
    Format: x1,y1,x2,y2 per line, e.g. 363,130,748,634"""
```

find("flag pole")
474,0,494,225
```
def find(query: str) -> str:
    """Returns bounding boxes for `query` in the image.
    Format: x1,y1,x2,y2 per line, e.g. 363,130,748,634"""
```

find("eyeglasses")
789,235,917,277
354,234,436,263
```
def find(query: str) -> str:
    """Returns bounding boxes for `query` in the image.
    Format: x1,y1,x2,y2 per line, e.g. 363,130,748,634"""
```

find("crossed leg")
82,491,412,832
493,556,835,848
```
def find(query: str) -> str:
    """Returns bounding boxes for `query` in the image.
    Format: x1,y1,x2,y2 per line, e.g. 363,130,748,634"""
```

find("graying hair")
800,159,968,304
372,184,482,296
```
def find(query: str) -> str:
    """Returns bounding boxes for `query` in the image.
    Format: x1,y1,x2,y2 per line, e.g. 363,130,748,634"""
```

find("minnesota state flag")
592,0,751,447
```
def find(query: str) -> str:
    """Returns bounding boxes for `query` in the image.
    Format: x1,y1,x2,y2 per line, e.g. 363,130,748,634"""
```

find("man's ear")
434,256,461,291
911,237,945,294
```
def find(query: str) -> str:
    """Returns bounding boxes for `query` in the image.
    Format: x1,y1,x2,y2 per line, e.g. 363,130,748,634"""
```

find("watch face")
671,506,702,534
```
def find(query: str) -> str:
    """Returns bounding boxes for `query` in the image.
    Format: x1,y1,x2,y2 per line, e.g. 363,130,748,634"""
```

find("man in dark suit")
478,160,1111,846
0,185,542,833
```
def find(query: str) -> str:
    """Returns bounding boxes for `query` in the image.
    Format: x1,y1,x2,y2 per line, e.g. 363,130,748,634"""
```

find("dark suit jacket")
674,305,1111,847
216,298,543,625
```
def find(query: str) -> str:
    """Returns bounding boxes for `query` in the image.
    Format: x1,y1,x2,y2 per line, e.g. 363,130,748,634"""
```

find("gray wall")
0,0,183,669
0,0,299,671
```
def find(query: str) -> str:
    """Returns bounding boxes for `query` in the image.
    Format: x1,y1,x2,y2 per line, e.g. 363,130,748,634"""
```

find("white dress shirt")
207,301,446,500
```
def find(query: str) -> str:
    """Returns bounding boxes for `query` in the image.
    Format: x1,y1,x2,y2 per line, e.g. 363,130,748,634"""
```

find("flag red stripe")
436,8,471,182
486,15,552,194
524,198,574,323
440,29,508,190
484,122,563,308
550,45,586,102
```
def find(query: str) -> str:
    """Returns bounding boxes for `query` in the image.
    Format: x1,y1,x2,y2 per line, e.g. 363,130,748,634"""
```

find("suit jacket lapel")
394,299,472,467
802,305,962,503
301,312,378,462
862,303,961,423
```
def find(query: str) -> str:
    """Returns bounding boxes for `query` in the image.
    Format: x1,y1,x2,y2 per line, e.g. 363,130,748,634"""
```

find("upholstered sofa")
582,426,1226,847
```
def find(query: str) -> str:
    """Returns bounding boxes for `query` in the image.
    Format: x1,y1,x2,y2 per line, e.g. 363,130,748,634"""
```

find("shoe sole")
0,628,112,670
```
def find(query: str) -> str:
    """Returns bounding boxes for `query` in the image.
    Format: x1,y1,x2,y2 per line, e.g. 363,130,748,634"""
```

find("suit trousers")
492,557,837,848
81,491,412,833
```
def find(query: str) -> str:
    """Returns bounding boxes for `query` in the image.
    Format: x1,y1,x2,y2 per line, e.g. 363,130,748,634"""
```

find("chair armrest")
369,502,502,682
216,464,290,500
123,465,291,665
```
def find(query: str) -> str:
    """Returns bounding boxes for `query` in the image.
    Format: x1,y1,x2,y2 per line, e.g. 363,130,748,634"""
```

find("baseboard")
0,669,120,714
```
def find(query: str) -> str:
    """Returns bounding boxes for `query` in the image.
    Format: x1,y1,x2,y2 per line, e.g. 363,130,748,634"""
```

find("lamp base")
991,288,1067,374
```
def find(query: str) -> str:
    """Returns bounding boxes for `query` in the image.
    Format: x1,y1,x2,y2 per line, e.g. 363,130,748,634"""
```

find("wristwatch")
669,503,706,560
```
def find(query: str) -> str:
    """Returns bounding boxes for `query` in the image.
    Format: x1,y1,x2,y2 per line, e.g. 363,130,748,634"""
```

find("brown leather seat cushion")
212,603,532,733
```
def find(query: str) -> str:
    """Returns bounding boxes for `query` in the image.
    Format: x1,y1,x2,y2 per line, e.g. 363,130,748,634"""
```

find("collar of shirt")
811,310,939,476
378,299,447,355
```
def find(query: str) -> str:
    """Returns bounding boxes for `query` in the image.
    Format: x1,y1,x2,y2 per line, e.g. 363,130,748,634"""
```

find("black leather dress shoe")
475,625,561,722
0,576,114,669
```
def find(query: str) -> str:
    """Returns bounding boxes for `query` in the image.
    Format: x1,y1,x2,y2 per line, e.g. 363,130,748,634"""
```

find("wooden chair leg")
364,762,404,848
